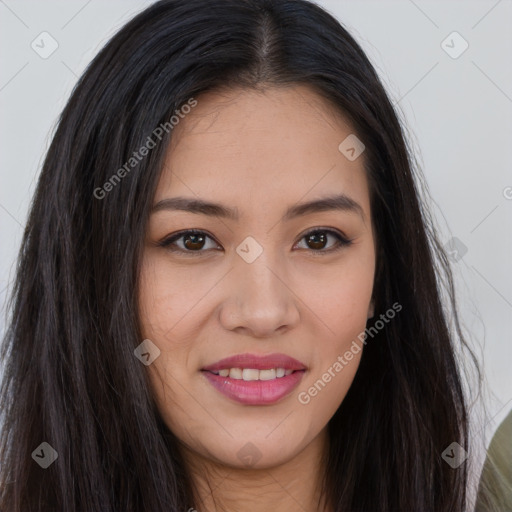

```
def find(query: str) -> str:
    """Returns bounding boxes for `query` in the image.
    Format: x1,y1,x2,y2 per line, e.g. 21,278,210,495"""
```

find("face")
138,85,376,470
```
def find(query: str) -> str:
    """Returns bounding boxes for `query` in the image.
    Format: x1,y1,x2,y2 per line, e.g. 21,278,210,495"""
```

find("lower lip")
202,370,306,405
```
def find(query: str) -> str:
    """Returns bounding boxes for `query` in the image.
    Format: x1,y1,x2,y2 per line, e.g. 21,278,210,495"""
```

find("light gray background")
1,0,511,487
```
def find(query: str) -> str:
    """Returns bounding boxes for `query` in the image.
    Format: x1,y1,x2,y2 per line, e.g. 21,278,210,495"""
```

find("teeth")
259,369,276,380
214,368,295,380
242,368,259,381
229,368,243,379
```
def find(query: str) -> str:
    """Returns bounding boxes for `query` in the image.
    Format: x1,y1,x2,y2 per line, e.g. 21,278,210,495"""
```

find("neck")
181,428,331,512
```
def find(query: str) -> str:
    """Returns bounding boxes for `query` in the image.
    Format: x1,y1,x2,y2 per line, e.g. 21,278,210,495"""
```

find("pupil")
184,234,205,250
307,233,326,250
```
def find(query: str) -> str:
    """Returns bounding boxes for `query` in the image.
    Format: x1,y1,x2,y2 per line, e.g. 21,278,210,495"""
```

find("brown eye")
182,233,206,250
159,230,220,254
295,228,351,253
306,232,328,250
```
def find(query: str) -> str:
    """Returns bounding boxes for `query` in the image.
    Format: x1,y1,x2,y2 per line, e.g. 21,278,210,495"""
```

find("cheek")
294,286,368,424
302,254,374,340
138,256,171,333
138,255,218,339
138,258,199,401
296,254,374,408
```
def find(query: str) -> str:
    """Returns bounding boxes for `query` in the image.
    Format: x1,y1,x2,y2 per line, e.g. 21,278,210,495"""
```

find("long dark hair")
0,0,480,510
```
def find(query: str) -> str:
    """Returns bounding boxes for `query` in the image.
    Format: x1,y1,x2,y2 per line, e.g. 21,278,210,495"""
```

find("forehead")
155,85,370,217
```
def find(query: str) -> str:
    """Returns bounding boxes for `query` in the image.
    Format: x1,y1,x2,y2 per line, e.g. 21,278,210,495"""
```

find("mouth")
201,353,307,405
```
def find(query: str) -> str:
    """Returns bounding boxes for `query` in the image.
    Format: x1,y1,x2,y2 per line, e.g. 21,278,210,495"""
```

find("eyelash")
157,228,352,256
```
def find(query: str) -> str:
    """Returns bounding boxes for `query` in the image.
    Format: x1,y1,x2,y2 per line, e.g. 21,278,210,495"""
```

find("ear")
367,300,375,319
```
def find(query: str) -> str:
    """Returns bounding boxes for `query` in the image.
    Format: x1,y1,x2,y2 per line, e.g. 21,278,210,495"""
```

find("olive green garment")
475,408,512,512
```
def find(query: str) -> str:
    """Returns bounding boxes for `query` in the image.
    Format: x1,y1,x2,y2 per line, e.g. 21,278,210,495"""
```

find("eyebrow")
151,194,365,221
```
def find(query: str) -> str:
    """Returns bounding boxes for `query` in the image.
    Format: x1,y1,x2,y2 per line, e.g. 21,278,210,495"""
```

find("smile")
201,353,307,405
209,368,294,380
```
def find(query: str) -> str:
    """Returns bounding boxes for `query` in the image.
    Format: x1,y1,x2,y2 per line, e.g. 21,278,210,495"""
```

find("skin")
138,84,376,512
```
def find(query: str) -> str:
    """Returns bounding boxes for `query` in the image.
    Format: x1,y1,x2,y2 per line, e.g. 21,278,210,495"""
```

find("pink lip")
201,353,307,405
202,353,306,372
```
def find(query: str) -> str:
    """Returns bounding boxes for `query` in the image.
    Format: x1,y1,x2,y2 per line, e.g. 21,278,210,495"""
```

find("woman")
0,0,481,510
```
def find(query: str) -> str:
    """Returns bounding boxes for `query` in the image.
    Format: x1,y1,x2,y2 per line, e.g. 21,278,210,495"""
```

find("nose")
218,251,300,338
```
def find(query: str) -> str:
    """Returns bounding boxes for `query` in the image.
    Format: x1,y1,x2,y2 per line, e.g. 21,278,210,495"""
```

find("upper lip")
202,353,307,372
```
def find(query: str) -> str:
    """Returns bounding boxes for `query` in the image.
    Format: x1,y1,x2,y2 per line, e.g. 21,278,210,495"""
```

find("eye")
158,230,221,255
294,228,352,253
158,227,352,256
